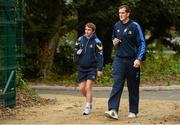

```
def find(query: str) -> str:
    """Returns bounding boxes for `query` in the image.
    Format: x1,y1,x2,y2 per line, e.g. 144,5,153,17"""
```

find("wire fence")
0,0,24,108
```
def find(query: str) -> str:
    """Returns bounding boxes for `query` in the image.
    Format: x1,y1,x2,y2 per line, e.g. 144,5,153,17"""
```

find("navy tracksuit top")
74,33,103,71
112,20,146,60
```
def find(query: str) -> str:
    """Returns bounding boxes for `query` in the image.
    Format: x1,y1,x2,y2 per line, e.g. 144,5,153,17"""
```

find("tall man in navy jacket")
105,5,146,120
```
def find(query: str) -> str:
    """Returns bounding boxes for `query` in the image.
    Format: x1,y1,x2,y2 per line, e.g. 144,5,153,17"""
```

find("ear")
127,12,130,17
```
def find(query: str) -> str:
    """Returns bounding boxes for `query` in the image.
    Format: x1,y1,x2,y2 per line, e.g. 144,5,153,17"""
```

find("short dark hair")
119,5,131,13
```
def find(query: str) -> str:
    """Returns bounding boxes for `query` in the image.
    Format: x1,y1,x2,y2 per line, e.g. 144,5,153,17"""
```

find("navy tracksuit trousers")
108,56,140,114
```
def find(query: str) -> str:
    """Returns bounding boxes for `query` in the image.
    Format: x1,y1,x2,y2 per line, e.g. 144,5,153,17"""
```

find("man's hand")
133,59,141,68
113,38,121,46
97,71,103,77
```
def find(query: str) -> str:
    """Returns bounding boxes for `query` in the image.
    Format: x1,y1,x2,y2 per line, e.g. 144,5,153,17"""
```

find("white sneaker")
128,112,137,118
83,105,92,115
104,110,118,120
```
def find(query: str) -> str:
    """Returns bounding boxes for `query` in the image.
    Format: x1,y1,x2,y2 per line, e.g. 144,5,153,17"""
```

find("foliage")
132,0,180,53
52,30,77,75
24,0,180,81
24,0,77,79
25,0,77,46
141,51,180,83
65,51,179,86
96,50,179,86
74,0,180,64
16,67,39,99
96,64,113,86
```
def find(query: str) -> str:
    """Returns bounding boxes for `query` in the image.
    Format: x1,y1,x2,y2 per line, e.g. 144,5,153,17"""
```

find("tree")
74,0,118,64
74,0,180,64
131,0,180,52
24,0,179,80
25,0,74,79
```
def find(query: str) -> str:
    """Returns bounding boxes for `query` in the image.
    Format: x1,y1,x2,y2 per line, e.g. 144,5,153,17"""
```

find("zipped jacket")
74,33,103,71
112,20,146,60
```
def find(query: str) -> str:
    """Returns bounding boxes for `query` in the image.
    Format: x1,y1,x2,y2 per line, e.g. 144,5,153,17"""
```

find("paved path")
32,85,180,101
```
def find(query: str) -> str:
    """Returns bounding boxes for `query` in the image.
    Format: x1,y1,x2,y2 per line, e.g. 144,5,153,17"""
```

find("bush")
141,51,180,85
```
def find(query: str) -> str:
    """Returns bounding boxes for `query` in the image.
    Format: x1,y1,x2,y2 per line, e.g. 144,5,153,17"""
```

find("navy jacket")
74,33,103,71
112,20,146,60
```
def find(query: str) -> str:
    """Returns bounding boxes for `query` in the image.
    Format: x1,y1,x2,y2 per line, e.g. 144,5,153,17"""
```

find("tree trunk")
37,33,59,79
37,8,63,80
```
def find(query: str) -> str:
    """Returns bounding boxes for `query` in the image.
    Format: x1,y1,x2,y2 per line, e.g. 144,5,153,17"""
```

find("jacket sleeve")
95,38,104,71
134,22,146,61
112,25,117,41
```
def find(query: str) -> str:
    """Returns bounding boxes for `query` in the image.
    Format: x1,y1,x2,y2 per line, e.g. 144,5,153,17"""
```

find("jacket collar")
83,33,97,40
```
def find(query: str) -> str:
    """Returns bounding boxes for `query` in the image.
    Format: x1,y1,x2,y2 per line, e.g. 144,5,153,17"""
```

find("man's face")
85,26,94,37
119,8,129,22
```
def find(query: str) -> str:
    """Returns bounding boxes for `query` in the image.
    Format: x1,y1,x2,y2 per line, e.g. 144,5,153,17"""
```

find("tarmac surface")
32,85,180,101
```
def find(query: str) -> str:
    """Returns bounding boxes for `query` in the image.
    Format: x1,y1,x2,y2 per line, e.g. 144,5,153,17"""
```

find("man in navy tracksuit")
74,22,103,115
105,5,146,120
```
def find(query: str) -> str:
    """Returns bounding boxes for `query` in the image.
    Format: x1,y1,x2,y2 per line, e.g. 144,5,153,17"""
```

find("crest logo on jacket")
128,30,132,34
90,44,93,48
124,28,127,33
